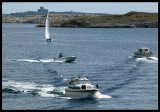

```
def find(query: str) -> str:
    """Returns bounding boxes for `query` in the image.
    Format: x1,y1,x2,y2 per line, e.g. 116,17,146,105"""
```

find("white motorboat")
65,77,99,98
134,48,153,58
53,56,77,62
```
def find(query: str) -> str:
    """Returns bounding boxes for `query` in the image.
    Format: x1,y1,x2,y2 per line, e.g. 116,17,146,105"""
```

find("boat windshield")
80,80,91,84
145,49,149,51
72,80,91,85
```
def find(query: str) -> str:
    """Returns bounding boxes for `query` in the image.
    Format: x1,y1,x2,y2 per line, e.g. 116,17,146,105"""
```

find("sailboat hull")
46,38,53,42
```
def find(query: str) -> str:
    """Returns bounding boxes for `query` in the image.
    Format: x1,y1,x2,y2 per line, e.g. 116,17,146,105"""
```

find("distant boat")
53,56,77,62
134,47,153,58
45,12,53,42
53,53,77,62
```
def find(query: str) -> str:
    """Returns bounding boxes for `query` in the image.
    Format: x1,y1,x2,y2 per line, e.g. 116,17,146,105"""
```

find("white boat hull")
65,89,98,97
134,53,153,58
53,56,77,62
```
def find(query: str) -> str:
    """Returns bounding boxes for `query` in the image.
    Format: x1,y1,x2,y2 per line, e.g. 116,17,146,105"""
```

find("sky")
2,2,158,14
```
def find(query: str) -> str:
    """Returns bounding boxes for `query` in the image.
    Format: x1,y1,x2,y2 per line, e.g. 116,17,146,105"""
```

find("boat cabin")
138,48,149,53
67,77,97,90
134,47,153,58
69,77,90,85
65,77,99,97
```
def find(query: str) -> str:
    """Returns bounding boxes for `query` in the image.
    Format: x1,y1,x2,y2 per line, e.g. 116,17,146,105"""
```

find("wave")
2,79,111,100
108,56,158,93
135,56,158,63
2,88,21,94
102,56,142,93
2,80,68,99
17,59,41,62
16,59,54,63
92,92,112,99
10,59,66,63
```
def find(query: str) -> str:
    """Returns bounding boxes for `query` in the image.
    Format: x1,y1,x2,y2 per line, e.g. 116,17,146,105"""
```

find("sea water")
2,23,158,110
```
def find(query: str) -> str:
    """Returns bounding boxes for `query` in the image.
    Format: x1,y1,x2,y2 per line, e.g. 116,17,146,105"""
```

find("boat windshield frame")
139,48,149,51
71,80,91,85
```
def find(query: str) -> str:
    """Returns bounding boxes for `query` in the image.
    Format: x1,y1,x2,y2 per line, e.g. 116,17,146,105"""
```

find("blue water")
2,23,158,110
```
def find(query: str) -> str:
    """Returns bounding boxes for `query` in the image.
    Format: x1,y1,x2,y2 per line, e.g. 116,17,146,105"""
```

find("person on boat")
59,53,63,58
96,84,99,89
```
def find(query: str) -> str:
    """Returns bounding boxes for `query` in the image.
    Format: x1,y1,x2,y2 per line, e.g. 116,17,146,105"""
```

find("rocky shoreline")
2,13,98,24
36,22,158,28
2,11,158,28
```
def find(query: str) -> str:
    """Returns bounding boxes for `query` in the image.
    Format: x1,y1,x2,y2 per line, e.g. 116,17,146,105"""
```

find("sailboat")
45,12,53,42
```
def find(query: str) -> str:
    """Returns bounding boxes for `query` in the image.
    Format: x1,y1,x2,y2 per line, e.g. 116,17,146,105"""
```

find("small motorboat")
134,48,153,58
65,77,99,98
53,56,77,62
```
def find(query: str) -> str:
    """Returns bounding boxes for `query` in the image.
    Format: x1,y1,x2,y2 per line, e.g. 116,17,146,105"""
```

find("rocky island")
2,11,158,28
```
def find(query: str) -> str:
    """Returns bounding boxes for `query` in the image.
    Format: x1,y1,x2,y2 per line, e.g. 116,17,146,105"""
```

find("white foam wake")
16,59,65,63
136,56,158,63
3,80,112,99
16,59,55,63
2,80,68,99
17,59,40,62
93,91,112,99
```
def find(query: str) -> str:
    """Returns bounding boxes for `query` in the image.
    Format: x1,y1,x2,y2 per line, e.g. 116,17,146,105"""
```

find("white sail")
45,12,50,40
